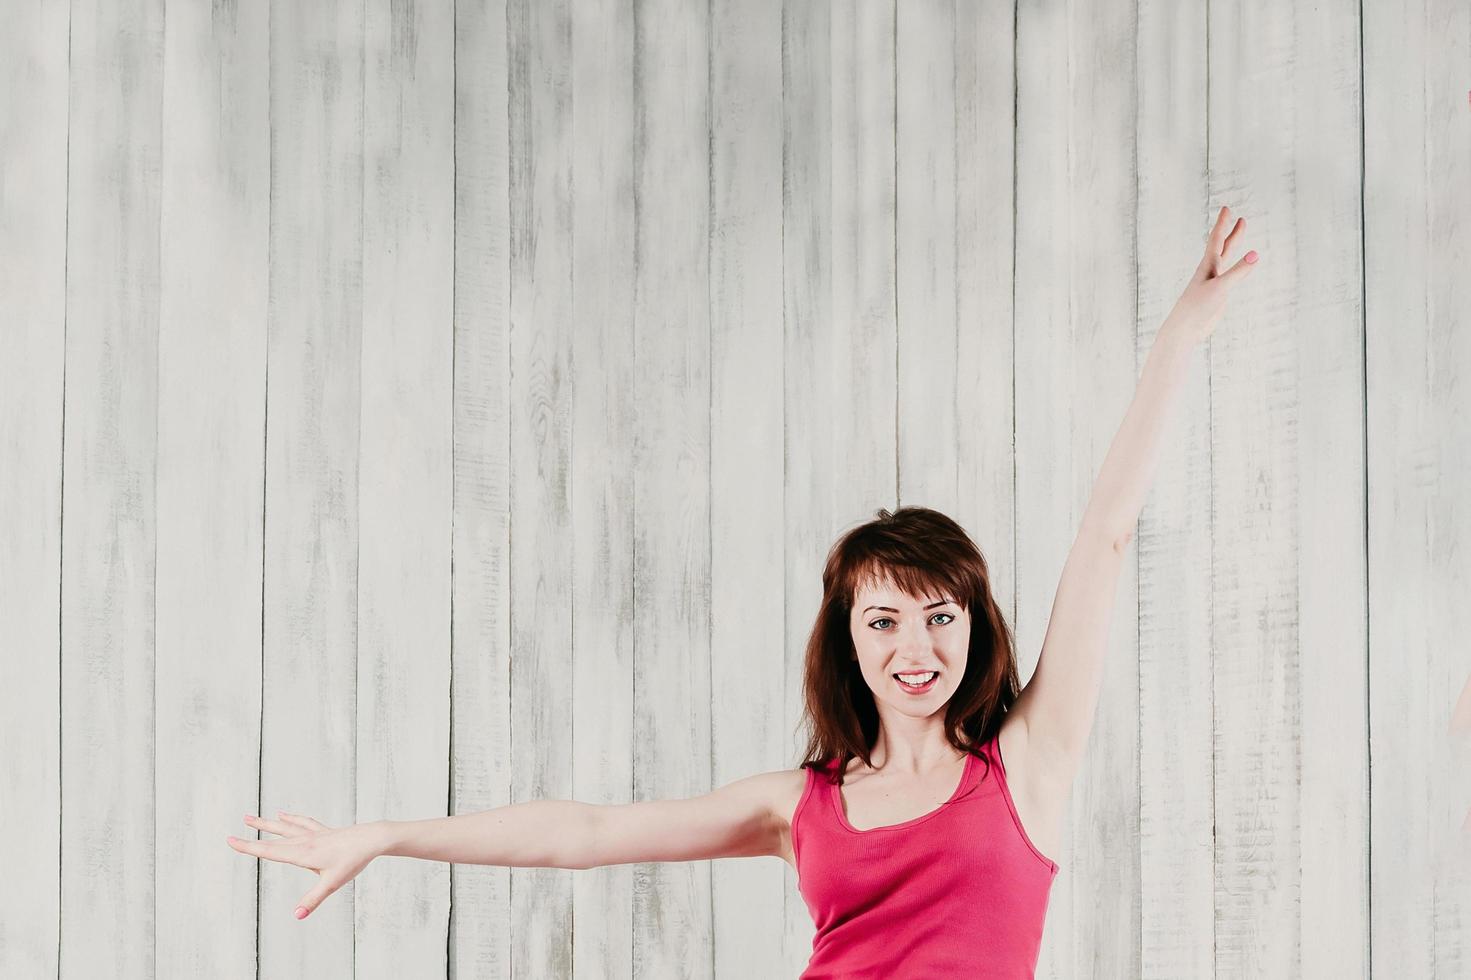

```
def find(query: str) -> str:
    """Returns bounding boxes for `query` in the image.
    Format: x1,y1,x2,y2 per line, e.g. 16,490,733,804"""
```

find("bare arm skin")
232,770,794,918
1007,205,1260,805
376,769,789,871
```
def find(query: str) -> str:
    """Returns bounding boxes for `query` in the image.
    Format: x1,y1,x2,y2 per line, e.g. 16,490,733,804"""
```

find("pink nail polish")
295,907,309,919
1245,251,1258,263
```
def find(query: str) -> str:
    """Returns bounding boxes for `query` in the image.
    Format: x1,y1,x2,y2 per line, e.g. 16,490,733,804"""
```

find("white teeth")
897,671,937,684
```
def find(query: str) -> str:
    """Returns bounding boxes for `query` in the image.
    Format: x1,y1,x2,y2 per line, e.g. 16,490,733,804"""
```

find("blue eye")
869,613,955,629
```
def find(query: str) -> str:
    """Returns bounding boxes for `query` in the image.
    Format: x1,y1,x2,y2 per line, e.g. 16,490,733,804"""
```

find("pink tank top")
791,734,1059,978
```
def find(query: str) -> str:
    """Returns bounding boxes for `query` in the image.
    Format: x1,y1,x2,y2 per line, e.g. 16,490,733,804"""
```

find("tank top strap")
792,758,839,855
970,735,999,789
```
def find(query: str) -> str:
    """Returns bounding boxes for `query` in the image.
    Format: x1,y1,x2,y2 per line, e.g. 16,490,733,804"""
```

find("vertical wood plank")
154,1,269,978
569,0,637,974
1207,0,1302,973
896,0,958,513
0,1,69,976
1367,0,1471,974
356,0,455,975
449,0,513,975
1135,3,1214,977
1016,0,1141,976
630,0,713,973
707,0,790,977
260,0,363,973
506,0,577,974
828,2,898,524
779,0,834,968
1293,0,1370,976
59,0,164,975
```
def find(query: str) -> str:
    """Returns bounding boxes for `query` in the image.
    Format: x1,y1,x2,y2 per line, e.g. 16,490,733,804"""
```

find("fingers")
295,879,339,920
243,810,332,836
227,825,313,867
1219,249,1260,283
279,811,331,832
1207,205,1233,255
1221,216,1245,259
1199,205,1260,287
243,814,301,838
226,835,283,861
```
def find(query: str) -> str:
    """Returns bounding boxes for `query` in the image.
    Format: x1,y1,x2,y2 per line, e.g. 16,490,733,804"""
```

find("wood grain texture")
952,0,1019,660
260,1,363,975
1136,3,1215,978
1206,0,1339,975
59,0,164,976
449,0,513,977
506,0,577,975
0,2,68,977
7,1,1469,977
1367,0,1471,976
1017,1,1142,976
355,0,454,975
779,1,834,970
897,0,959,516
569,0,639,975
707,0,790,978
155,1,268,978
1292,0,1370,976
629,0,714,976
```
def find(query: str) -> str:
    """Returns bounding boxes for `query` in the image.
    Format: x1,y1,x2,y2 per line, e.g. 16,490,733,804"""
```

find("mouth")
893,670,939,694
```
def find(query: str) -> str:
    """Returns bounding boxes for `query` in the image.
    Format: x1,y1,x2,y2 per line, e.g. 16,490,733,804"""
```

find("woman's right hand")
227,811,386,919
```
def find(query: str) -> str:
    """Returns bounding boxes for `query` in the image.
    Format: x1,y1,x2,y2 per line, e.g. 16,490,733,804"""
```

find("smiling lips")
894,670,939,694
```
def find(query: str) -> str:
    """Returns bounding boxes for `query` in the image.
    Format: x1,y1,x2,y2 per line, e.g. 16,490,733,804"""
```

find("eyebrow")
862,599,956,614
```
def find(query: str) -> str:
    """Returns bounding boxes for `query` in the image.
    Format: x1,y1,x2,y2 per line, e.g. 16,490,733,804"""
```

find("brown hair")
795,506,1021,784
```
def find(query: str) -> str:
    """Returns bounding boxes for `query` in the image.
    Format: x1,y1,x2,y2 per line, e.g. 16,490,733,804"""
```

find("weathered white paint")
4,1,1467,978
57,1,165,977
707,0,790,978
354,0,456,975
569,0,640,973
259,2,364,977
155,4,269,980
778,1,836,971
447,0,512,975
1136,4,1215,979
506,0,580,974
0,2,68,978
1280,1,1370,977
1366,0,1471,977
1016,2,1144,977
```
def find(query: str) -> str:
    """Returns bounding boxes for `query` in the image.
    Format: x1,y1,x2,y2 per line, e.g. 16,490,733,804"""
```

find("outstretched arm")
379,769,786,872
229,770,789,919
1009,206,1261,794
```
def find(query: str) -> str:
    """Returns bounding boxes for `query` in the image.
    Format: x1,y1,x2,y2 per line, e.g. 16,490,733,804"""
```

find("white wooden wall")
2,0,1467,977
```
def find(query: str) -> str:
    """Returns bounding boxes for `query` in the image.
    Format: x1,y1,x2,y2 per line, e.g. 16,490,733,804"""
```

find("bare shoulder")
996,714,1066,868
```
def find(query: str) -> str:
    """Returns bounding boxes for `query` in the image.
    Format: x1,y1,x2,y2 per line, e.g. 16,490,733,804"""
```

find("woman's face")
848,577,970,715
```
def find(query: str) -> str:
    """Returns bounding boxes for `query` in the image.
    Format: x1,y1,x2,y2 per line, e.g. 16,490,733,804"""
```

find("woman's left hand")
1165,205,1261,346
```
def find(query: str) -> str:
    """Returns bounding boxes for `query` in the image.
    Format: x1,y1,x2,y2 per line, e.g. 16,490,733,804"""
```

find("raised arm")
1009,206,1260,796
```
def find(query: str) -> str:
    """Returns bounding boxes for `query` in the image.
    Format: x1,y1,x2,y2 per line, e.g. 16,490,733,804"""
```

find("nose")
896,620,932,655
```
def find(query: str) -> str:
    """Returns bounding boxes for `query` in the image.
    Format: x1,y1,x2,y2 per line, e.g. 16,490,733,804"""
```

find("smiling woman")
797,506,1023,775
788,505,1057,977
217,197,1261,977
